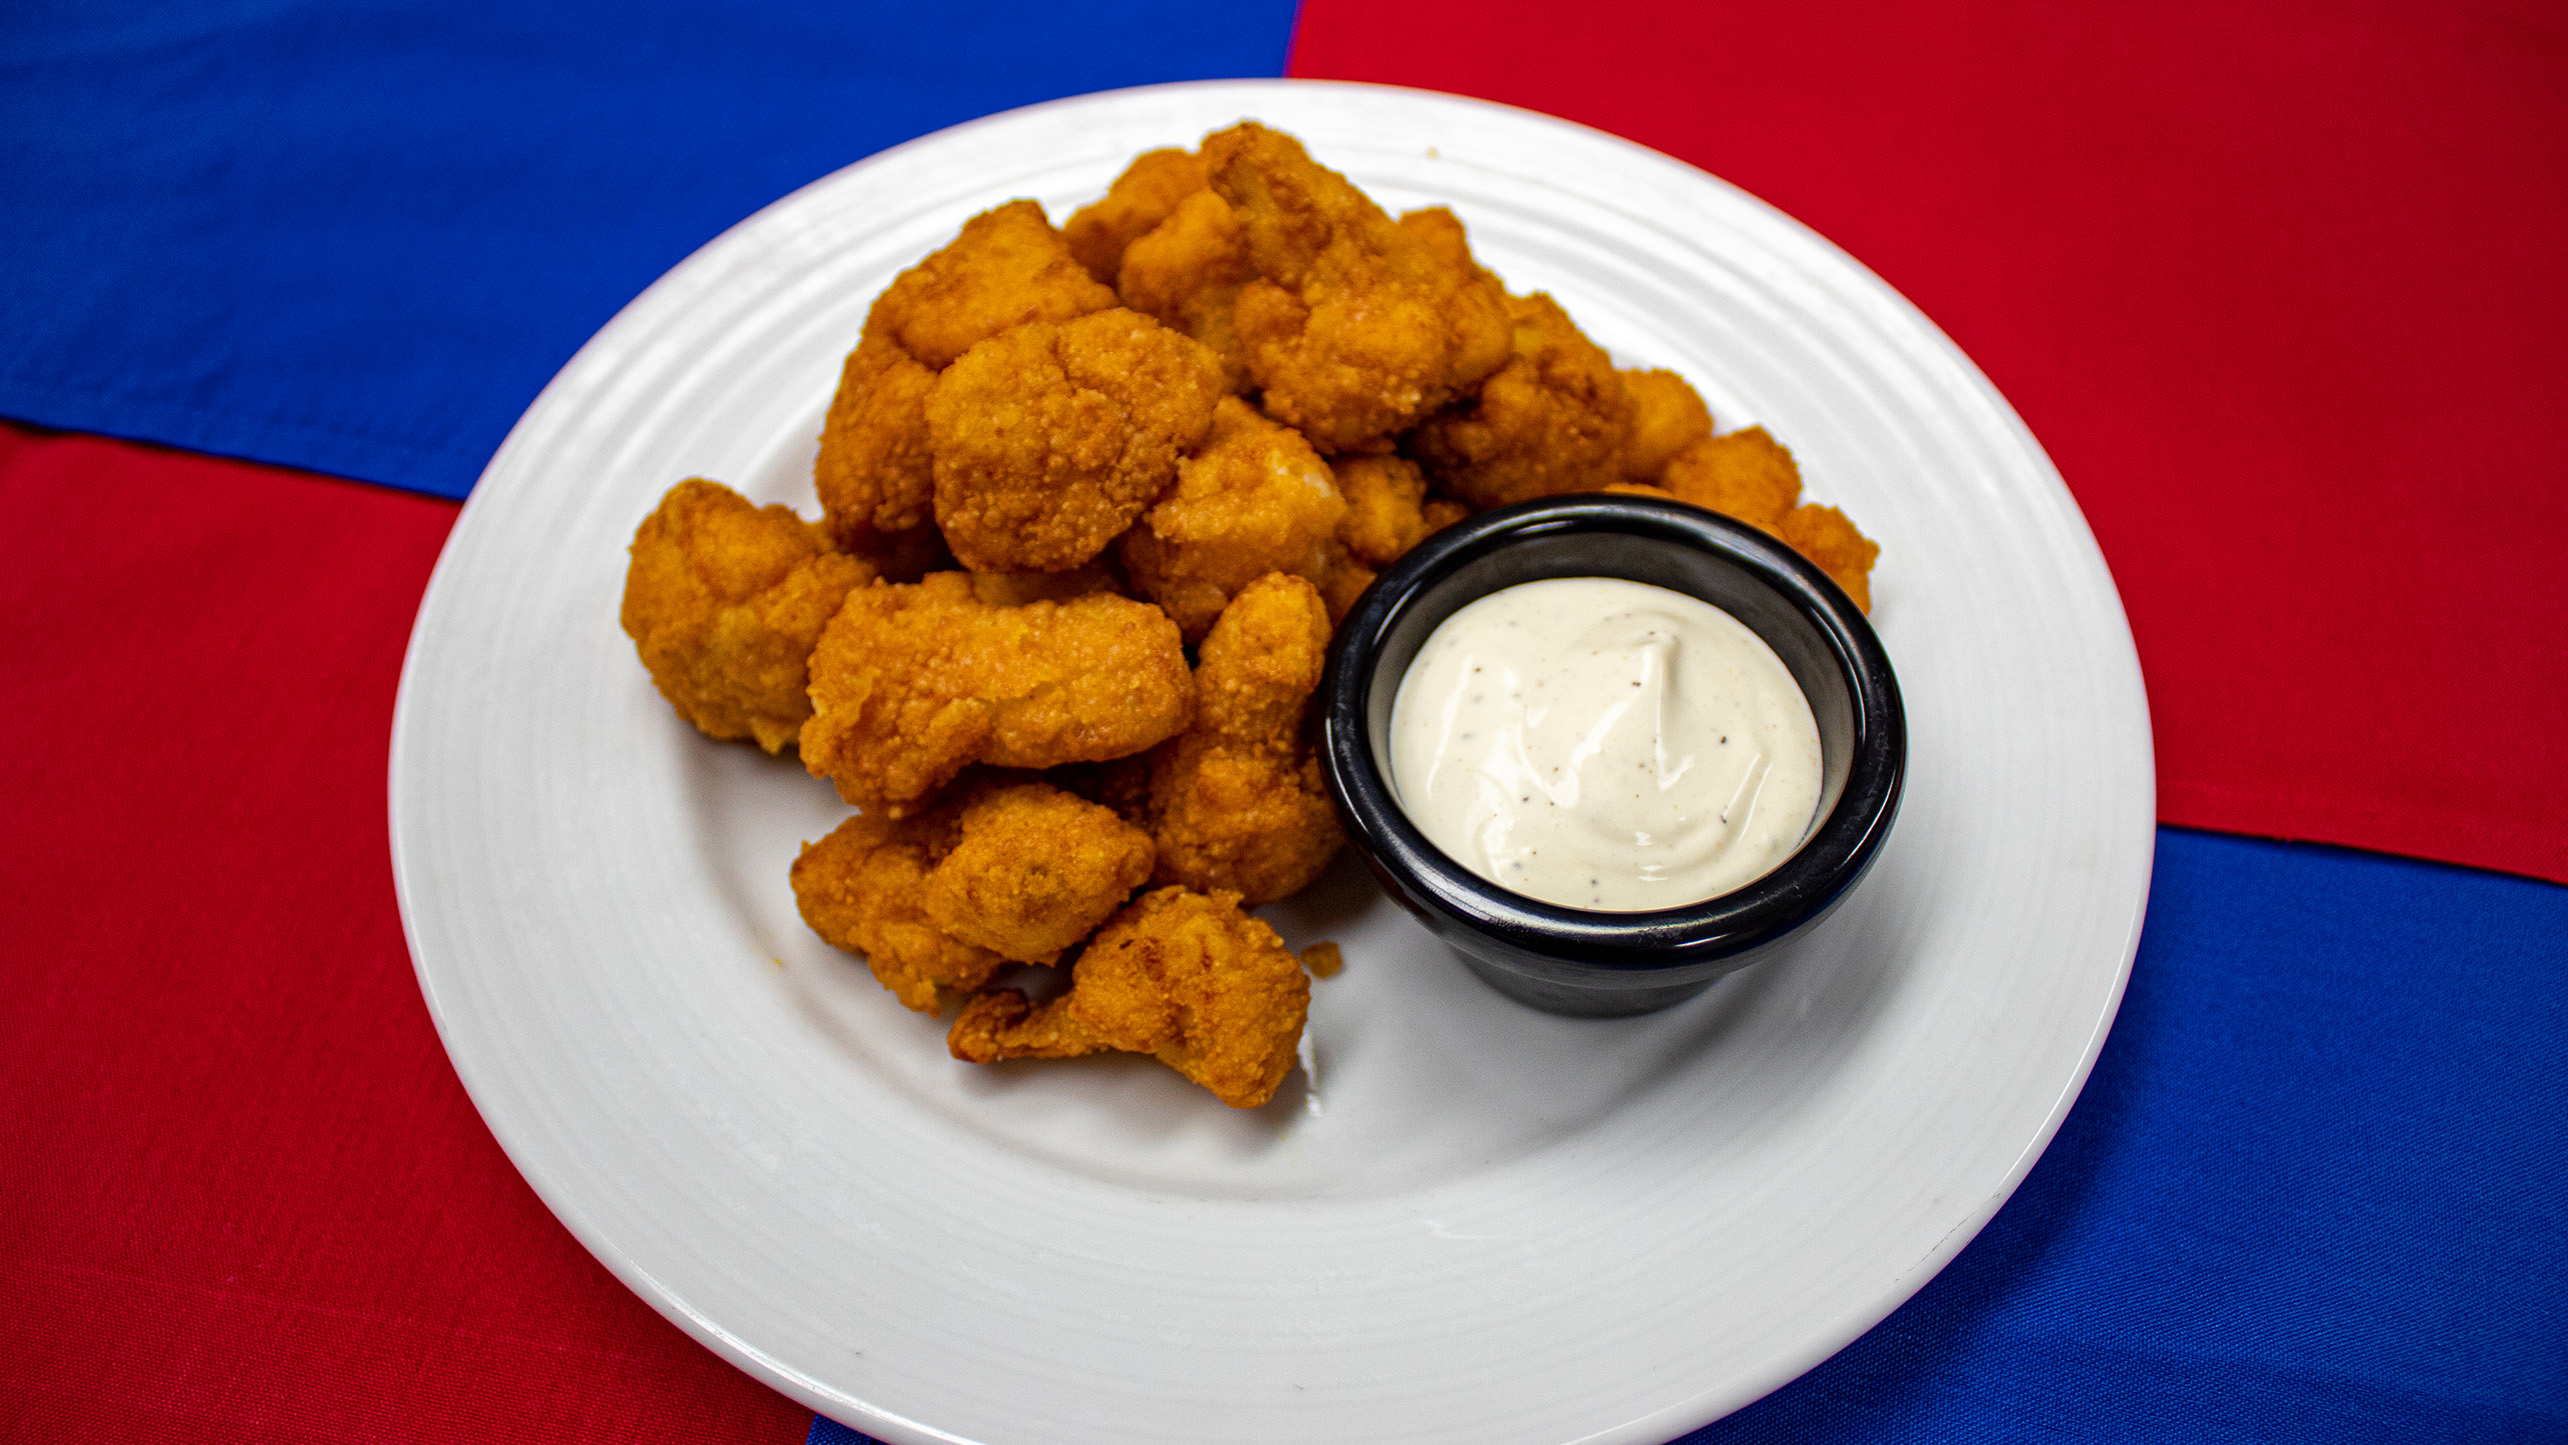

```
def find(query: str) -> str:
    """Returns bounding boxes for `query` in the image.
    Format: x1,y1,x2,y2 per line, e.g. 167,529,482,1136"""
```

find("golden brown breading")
1202,122,1512,453
1777,503,1880,613
920,783,1156,963
802,573,1195,815
813,332,941,561
1331,452,1435,568
1408,292,1633,508
1119,396,1350,638
1609,481,1878,612
1047,754,1156,830
1396,207,1502,289
966,557,1125,608
1422,497,1471,532
1658,425,1802,530
1316,555,1376,623
1618,368,1714,481
792,801,1002,1013
1145,574,1344,903
1064,148,1208,285
947,886,1310,1109
865,200,1118,372
928,309,1227,573
1116,189,1256,392
815,202,1115,570
621,479,875,753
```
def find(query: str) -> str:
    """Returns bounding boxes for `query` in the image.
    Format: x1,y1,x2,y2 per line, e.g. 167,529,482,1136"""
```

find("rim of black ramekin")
1317,493,1907,975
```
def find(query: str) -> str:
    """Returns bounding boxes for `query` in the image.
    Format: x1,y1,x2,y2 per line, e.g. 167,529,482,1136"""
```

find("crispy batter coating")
802,573,1195,815
1332,452,1435,567
1778,503,1880,613
1611,478,1878,612
1145,574,1344,903
947,886,1310,1109
816,202,1114,570
1619,368,1714,481
929,309,1226,573
813,332,941,560
865,200,1118,372
1422,497,1472,532
791,799,1002,1013
1408,292,1633,508
621,480,874,753
1117,189,1256,393
1048,754,1156,830
1396,207,1502,289
1119,396,1350,638
1658,425,1802,529
967,557,1124,608
920,783,1155,964
1203,122,1512,453
1065,148,1208,285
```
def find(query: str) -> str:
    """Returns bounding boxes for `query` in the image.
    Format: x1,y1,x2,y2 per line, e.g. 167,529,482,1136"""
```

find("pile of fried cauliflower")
619,122,1877,1110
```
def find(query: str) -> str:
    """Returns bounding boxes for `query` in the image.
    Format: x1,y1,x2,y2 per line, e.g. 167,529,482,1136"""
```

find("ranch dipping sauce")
1388,577,1823,911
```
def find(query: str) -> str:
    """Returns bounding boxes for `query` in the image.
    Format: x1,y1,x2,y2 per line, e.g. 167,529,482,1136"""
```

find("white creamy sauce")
1388,577,1823,912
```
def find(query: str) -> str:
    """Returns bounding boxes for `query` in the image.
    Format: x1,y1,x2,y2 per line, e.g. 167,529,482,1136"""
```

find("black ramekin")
1317,493,1906,1017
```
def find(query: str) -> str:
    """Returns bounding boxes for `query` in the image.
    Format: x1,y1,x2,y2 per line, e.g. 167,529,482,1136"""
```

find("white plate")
391,80,2153,1445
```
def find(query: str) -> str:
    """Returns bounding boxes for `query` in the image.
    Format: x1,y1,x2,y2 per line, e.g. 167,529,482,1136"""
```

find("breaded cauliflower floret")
1331,452,1436,568
802,573,1195,816
1617,428,1880,611
1777,503,1880,613
966,558,1125,608
1145,574,1345,903
947,885,1310,1109
815,201,1117,568
1658,425,1803,530
928,309,1225,573
1408,292,1633,508
919,782,1155,964
866,200,1119,372
813,332,941,561
1618,368,1714,481
1203,122,1512,453
621,479,875,753
1064,148,1208,285
1119,396,1350,638
1117,188,1257,392
1396,206,1502,289
791,798,1002,1013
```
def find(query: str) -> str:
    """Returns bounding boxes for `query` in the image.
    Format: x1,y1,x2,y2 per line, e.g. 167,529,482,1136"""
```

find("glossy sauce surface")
1388,577,1822,911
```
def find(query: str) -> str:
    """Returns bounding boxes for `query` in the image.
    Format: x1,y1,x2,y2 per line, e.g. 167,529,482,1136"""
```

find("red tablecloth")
1294,0,2568,885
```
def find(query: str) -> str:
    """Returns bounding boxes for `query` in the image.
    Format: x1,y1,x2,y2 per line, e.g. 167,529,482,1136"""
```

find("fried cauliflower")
1203,122,1512,452
1064,148,1210,286
801,573,1194,815
1331,451,1437,568
621,479,874,753
792,798,1004,1013
918,782,1156,964
1777,503,1880,613
1658,425,1803,530
947,885,1310,1109
1117,188,1257,393
928,308,1226,573
1144,573,1344,903
1408,292,1633,508
815,201,1118,569
1618,368,1714,482
865,199,1119,372
1117,396,1350,638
